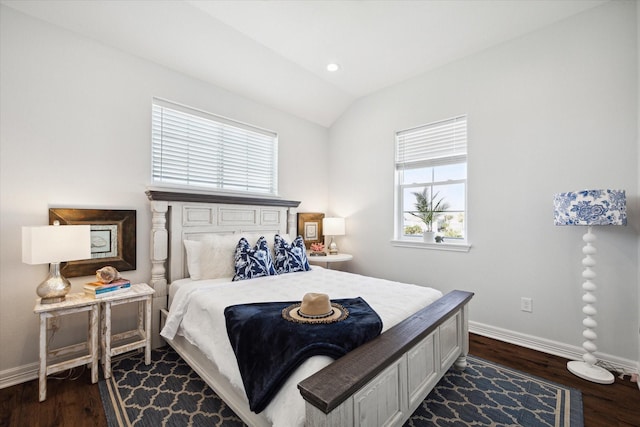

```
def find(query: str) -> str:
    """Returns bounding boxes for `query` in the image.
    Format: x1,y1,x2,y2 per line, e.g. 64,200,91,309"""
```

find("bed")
146,190,473,427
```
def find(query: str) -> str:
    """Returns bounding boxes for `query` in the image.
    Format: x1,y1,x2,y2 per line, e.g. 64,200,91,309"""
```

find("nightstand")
308,253,353,269
100,283,155,379
34,283,155,401
34,293,100,402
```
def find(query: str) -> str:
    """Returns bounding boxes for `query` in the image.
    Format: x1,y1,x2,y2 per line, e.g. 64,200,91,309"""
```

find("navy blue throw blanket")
224,297,382,413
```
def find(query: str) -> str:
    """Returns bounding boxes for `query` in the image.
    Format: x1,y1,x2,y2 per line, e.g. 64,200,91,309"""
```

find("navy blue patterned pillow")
274,234,311,274
233,236,277,281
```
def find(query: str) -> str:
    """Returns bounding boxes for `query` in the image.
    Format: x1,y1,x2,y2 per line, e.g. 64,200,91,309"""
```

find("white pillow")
183,234,238,280
183,233,292,280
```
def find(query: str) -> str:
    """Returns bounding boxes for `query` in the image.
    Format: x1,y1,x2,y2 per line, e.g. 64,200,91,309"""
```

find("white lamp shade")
22,225,91,264
553,189,626,226
323,217,345,236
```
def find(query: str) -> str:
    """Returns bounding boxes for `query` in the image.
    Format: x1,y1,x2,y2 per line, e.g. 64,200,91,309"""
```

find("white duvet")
161,267,442,427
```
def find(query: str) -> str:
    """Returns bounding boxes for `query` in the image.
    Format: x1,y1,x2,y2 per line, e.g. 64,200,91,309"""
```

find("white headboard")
146,189,300,347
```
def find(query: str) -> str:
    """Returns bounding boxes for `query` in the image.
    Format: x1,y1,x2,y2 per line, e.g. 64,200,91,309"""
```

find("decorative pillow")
274,234,311,274
183,234,238,280
233,236,277,281
243,233,291,254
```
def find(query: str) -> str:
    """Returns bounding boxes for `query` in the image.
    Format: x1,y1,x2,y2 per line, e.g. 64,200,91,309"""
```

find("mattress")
161,266,443,427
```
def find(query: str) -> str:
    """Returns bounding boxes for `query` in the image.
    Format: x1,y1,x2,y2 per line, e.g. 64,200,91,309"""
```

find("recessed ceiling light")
326,63,340,72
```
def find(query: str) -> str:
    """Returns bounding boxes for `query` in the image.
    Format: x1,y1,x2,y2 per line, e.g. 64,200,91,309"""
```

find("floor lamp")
553,189,626,384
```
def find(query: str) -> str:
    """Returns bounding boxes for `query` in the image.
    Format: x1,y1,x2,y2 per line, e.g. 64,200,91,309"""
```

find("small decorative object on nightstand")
309,242,327,256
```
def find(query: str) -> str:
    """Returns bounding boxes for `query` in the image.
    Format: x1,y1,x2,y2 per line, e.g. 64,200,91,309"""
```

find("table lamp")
553,189,626,384
22,221,91,304
322,217,345,255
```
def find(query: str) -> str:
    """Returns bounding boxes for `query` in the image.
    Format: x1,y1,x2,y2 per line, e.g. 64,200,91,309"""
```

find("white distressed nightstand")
34,283,155,401
34,293,100,402
100,283,155,379
308,253,353,269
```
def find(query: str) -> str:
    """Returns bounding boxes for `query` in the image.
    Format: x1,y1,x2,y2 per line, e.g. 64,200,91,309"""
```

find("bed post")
288,207,298,237
454,302,469,370
150,200,169,348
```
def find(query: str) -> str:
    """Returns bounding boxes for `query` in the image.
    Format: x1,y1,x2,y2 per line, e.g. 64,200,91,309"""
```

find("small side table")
100,283,155,379
34,293,100,402
308,253,353,269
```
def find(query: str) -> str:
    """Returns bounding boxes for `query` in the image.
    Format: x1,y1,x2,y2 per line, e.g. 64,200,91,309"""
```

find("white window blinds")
396,115,467,168
152,99,278,195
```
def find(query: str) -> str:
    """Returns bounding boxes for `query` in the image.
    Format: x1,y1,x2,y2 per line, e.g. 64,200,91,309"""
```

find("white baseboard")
0,362,38,389
470,321,639,376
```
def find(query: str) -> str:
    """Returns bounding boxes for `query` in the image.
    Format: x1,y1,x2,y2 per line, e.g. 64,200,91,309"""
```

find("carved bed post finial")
150,201,169,294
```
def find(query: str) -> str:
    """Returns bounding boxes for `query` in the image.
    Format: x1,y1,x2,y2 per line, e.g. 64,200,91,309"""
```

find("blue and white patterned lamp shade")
553,189,627,226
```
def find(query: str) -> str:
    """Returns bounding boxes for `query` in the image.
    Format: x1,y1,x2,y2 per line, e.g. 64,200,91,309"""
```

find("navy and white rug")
99,347,583,426
405,357,583,426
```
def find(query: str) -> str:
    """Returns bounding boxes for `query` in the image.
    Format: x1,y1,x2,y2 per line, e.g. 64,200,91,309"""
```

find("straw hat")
282,293,348,324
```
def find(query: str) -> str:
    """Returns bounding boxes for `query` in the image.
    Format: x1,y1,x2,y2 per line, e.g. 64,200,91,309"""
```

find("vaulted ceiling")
1,0,607,127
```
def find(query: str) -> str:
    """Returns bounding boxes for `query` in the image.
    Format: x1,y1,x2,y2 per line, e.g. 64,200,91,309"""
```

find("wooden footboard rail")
298,290,474,427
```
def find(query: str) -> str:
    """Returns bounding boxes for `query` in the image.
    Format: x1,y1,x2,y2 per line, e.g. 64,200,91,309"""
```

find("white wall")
0,6,329,382
330,1,638,363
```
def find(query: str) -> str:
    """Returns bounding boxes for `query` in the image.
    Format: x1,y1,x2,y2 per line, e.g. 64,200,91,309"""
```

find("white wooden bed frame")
146,190,473,427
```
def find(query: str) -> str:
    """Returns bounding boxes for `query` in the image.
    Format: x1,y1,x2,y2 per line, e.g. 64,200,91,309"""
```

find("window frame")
392,116,471,252
151,98,279,197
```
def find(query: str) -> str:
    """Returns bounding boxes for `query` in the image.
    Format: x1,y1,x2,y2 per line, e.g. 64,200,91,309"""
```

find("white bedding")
161,267,443,427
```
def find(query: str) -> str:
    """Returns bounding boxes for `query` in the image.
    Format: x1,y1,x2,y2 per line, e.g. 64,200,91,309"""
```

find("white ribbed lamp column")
553,189,626,384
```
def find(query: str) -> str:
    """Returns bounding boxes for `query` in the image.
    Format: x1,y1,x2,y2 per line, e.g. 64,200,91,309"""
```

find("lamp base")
36,263,71,304
567,360,614,384
328,237,338,255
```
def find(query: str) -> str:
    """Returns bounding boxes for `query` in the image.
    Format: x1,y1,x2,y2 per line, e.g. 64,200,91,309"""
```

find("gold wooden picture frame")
49,208,136,278
297,212,324,249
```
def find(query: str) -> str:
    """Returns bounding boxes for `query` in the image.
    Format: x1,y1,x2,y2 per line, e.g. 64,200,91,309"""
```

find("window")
151,98,278,196
394,116,467,246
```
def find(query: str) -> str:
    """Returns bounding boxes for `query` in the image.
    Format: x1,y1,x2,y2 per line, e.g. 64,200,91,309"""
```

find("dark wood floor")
1,334,638,426
470,335,639,427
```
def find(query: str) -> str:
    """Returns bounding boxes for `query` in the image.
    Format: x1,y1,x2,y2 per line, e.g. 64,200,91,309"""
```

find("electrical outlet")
521,297,533,313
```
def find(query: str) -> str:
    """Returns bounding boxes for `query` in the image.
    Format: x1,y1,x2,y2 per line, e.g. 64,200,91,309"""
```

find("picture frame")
49,208,136,278
297,212,324,249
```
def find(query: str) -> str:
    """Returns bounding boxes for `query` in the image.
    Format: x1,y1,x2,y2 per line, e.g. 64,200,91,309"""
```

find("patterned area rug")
405,357,583,427
99,347,583,427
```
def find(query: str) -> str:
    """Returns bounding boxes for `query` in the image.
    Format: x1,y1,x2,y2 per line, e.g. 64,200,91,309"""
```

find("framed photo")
297,212,324,249
49,208,136,278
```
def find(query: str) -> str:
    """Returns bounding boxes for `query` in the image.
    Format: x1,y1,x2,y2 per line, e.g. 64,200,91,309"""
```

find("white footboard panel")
301,291,472,427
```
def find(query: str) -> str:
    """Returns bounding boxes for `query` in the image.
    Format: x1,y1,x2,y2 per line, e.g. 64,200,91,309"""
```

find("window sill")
390,239,471,252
